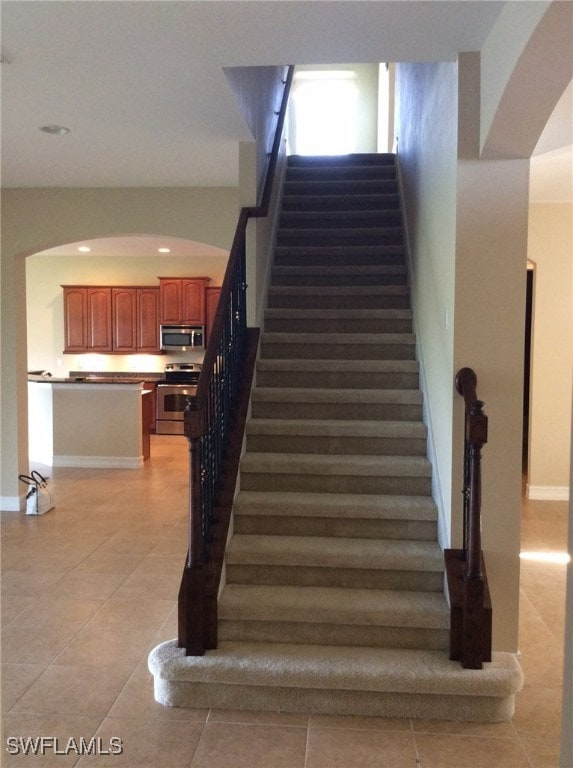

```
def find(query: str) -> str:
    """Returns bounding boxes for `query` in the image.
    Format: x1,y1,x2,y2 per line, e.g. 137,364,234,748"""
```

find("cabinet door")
112,288,137,352
181,279,206,324
137,288,160,352
159,279,182,324
86,288,112,351
63,287,87,352
205,287,222,345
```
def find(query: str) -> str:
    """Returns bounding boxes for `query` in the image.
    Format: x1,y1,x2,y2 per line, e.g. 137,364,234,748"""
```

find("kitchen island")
28,377,153,468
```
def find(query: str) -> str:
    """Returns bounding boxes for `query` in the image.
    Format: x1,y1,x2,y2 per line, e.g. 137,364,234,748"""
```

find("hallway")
1,436,566,767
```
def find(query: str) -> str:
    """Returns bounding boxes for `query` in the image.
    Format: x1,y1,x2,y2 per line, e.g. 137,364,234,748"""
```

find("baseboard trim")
52,455,144,469
526,484,570,501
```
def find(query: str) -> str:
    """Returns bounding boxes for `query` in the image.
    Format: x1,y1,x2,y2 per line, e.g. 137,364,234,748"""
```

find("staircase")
149,153,523,722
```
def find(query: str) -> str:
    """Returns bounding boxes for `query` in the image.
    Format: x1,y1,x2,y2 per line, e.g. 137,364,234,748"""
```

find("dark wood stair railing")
178,65,295,656
445,367,492,669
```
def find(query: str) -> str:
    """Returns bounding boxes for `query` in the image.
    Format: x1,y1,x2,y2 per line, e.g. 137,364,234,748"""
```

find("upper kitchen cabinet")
205,286,222,344
63,285,161,354
112,287,160,353
159,277,210,325
136,287,161,352
63,286,112,353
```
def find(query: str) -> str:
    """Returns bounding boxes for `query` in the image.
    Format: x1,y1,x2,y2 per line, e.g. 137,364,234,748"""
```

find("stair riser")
271,273,407,287
260,342,415,361
226,565,442,592
284,180,398,196
286,167,396,182
251,402,422,422
274,249,406,267
233,515,437,541
155,679,517,722
219,620,448,651
264,318,412,334
256,371,419,390
246,434,427,457
281,194,400,212
240,472,431,496
280,212,402,228
276,230,403,247
288,153,396,168
267,293,410,310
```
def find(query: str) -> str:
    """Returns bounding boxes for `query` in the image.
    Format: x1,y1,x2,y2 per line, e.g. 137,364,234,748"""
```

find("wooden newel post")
177,398,207,656
462,399,488,669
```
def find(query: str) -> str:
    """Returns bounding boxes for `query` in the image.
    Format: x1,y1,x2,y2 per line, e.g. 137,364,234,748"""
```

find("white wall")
396,53,530,652
395,60,459,551
527,203,573,499
26,252,228,376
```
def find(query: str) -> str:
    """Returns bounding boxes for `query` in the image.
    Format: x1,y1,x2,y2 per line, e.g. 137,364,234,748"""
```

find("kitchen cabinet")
64,285,160,354
63,286,112,353
205,286,222,344
159,277,210,325
112,287,160,353
137,288,161,352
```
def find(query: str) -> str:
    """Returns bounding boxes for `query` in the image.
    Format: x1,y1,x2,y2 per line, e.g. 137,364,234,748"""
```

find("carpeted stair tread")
264,308,412,321
280,194,400,212
261,331,413,342
150,640,523,700
246,418,426,439
279,210,402,227
219,584,449,628
240,452,431,478
226,534,443,572
272,264,407,277
252,387,422,404
256,358,419,374
233,491,438,521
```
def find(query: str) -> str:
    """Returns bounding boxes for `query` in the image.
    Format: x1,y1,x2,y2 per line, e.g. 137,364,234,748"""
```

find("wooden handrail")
178,65,294,656
446,367,491,669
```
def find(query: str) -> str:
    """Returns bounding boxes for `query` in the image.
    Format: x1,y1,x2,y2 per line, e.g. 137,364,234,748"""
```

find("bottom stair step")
149,640,524,722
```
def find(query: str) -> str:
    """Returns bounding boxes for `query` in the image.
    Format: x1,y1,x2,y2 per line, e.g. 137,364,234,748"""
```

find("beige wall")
52,384,143,465
1,187,239,508
527,203,573,498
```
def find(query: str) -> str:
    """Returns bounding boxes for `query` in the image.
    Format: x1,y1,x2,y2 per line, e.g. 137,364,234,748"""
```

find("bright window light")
291,73,359,156
520,551,571,564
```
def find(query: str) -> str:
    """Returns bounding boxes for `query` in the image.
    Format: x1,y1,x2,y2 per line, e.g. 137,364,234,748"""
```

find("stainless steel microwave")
160,324,205,351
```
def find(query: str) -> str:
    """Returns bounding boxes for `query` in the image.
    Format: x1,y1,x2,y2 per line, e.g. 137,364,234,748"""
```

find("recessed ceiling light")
40,125,71,135
78,246,91,252
158,247,171,253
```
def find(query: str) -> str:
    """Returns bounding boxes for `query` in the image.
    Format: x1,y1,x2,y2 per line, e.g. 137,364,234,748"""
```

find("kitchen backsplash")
41,349,205,377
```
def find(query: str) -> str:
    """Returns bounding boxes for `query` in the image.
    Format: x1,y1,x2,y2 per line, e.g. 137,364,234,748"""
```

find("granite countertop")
28,375,146,385
28,370,165,384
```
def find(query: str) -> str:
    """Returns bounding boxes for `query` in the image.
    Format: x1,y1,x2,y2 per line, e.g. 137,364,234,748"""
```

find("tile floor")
1,436,568,767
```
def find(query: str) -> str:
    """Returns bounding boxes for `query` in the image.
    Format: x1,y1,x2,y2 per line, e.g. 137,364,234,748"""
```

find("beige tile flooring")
1,436,567,767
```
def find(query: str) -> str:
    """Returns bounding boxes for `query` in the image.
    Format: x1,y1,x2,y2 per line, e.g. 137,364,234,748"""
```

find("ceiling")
1,1,569,231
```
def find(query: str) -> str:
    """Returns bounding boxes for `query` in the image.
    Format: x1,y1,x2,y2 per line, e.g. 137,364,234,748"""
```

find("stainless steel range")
156,362,202,435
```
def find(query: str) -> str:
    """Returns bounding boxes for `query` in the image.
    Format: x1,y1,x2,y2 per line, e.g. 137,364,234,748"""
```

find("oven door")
156,384,197,434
